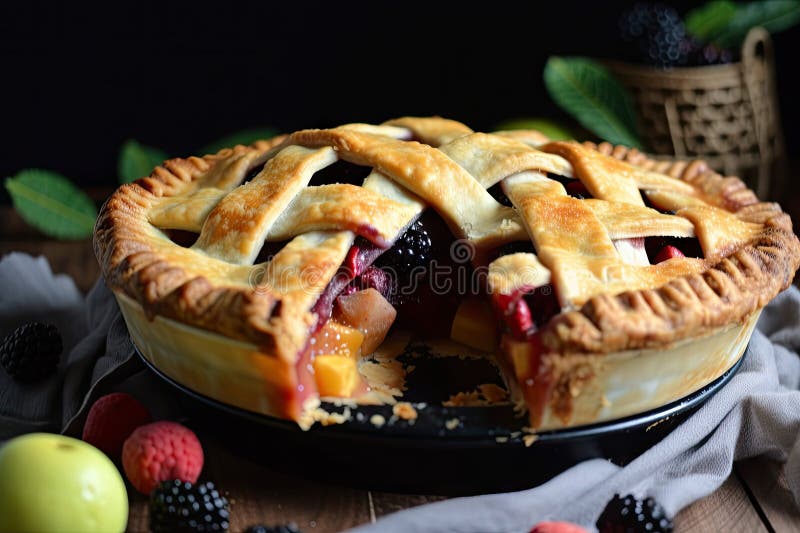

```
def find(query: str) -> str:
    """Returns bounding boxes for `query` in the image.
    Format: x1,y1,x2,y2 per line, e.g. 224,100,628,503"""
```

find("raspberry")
82,392,152,462
653,245,685,263
150,479,229,533
596,494,673,533
494,292,534,339
494,285,560,339
357,266,395,301
122,421,204,494
530,522,589,533
0,322,62,382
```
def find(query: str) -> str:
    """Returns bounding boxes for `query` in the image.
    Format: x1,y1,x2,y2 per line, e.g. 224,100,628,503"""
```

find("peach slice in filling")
305,319,368,399
313,354,360,397
450,297,497,353
300,288,400,402
334,288,398,355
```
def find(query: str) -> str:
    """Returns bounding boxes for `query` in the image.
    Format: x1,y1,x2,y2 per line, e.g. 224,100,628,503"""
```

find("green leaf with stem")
544,56,642,148
4,169,97,239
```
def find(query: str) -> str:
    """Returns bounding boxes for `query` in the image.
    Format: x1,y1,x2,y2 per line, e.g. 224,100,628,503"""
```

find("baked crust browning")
94,138,299,358
537,142,800,355
94,118,800,424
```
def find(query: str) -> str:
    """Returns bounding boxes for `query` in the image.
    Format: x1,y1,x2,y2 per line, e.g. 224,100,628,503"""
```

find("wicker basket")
607,28,785,199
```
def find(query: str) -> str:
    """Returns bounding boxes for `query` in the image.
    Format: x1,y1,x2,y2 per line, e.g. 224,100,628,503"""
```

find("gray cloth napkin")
352,289,800,532
0,253,178,440
2,252,800,532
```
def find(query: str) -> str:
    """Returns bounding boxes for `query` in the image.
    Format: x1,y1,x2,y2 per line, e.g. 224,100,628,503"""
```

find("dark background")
2,0,799,189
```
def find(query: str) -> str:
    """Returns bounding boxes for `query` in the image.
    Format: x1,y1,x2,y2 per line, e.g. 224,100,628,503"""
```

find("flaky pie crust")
94,117,800,371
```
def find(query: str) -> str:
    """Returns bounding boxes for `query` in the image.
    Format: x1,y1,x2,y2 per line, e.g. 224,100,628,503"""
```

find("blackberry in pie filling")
374,218,432,279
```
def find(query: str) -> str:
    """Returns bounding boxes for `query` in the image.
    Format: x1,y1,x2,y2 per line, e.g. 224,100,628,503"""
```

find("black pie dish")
136,345,744,495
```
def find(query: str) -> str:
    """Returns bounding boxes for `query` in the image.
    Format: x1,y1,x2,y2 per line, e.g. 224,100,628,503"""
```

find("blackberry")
596,493,672,533
243,525,303,533
375,219,432,277
619,4,690,67
149,480,230,533
0,322,62,382
619,3,653,43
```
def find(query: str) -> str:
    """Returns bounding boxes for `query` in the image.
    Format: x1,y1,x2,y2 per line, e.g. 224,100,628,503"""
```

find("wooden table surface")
2,200,800,533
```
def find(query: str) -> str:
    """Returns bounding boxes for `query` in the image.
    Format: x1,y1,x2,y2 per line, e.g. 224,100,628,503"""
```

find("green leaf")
715,1,800,48
118,140,168,184
493,118,577,141
543,57,642,148
685,1,737,41
4,170,97,240
198,127,278,155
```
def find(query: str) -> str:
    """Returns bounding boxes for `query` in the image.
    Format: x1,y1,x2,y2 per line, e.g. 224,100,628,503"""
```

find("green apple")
493,118,577,141
0,433,128,533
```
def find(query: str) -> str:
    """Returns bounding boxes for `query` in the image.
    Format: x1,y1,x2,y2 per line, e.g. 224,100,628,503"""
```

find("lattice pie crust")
95,117,800,427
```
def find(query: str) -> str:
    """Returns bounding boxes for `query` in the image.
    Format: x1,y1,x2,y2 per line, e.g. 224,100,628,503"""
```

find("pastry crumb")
479,383,509,403
443,391,481,407
392,402,418,420
445,418,461,430
443,383,509,407
495,436,509,443
358,356,406,398
523,434,539,447
370,414,386,427
315,406,352,426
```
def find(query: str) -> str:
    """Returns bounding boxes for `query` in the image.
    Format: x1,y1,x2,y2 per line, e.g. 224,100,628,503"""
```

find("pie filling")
288,166,708,414
166,160,708,422
95,114,800,432
301,209,472,400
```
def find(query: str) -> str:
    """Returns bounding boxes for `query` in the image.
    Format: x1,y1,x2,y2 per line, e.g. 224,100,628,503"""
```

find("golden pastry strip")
258,231,353,297
679,206,762,261
487,253,552,295
383,116,474,146
195,146,337,264
438,132,573,188
583,199,695,240
267,184,420,246
196,146,273,191
503,172,704,307
288,127,520,245
148,188,227,232
542,142,646,206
